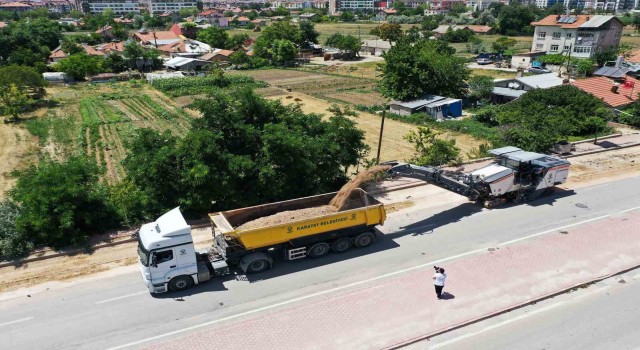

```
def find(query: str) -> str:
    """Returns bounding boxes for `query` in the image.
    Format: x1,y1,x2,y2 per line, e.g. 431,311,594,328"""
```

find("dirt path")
0,123,33,199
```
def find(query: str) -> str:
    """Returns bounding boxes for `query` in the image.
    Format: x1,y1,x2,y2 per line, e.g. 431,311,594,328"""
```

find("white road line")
95,291,148,305
0,317,33,328
106,207,636,350
620,206,640,214
430,285,612,349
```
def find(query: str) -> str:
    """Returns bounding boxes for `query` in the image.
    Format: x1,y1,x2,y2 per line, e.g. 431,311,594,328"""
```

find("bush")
150,74,267,97
0,200,32,259
10,157,116,250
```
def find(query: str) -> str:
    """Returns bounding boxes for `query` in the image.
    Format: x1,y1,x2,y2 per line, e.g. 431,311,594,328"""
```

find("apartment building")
147,0,199,14
530,15,623,59
81,0,139,13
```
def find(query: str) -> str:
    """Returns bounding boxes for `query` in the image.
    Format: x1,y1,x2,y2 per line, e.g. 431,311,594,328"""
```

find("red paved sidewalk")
149,210,640,350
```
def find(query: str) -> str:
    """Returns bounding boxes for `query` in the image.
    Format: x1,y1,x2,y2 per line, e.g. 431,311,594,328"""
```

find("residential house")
81,0,140,14
114,17,135,26
164,57,211,71
235,16,250,25
424,0,466,15
45,0,74,13
0,2,32,11
197,9,229,27
299,13,318,21
389,95,463,119
170,22,198,38
147,0,198,15
131,29,181,47
200,49,234,64
572,76,640,108
250,19,266,27
96,41,126,54
49,47,69,63
432,25,471,37
492,73,565,103
95,25,113,39
530,15,623,59
360,39,391,56
157,39,212,58
271,0,304,9
377,8,396,20
465,25,494,35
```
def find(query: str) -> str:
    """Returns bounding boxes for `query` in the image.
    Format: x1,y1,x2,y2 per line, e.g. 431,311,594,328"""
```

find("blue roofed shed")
389,95,463,119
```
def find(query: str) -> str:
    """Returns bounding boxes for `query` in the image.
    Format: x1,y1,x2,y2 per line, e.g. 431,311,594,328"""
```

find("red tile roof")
0,2,32,7
133,31,180,43
571,76,640,108
237,16,250,21
100,41,126,53
531,15,591,29
49,47,67,59
96,25,112,34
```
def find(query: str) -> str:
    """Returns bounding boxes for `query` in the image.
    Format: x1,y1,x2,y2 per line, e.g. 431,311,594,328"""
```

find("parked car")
476,58,492,65
528,66,552,74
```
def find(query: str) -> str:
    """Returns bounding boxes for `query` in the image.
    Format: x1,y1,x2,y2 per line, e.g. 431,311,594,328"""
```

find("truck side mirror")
151,254,158,268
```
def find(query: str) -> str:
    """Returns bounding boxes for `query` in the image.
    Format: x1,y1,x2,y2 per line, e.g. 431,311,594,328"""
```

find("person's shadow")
440,292,455,300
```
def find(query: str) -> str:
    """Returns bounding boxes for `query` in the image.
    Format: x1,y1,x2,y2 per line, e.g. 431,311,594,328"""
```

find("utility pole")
376,111,386,164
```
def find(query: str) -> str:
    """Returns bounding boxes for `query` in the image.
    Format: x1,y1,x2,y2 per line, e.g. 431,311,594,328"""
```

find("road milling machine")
385,146,570,208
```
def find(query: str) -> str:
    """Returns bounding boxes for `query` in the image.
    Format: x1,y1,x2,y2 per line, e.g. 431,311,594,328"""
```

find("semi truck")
137,189,386,293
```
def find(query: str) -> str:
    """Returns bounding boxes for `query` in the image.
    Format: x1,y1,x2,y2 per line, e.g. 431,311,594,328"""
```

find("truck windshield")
137,236,149,267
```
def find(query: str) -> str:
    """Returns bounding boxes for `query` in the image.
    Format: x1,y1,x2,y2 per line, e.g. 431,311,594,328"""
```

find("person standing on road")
433,267,446,299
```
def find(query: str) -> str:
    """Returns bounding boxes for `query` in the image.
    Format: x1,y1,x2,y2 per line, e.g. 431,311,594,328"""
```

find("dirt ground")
1,146,638,295
0,123,36,199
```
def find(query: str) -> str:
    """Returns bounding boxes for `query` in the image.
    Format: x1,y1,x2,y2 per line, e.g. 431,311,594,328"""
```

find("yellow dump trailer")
208,188,386,272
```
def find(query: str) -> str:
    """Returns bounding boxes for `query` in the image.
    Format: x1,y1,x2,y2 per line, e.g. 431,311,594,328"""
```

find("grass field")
23,83,195,185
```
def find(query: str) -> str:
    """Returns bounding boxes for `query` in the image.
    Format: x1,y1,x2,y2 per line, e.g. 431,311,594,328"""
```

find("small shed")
42,72,73,84
510,51,546,70
389,95,463,120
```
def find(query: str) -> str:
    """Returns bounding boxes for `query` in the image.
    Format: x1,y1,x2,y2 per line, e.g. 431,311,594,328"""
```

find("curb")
563,141,640,158
385,263,640,349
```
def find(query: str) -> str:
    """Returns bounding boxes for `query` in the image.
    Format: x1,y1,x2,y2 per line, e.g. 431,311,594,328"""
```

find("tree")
300,21,319,44
179,7,198,18
0,200,31,258
378,38,469,101
61,38,83,55
467,75,494,106
404,127,461,166
0,65,47,98
270,39,297,65
340,11,355,22
492,36,517,54
229,50,251,68
10,157,115,250
104,53,127,73
370,23,403,42
54,53,104,80
496,4,535,35
593,46,618,66
325,33,361,59
253,21,302,61
227,33,249,50
0,84,30,122
197,26,230,49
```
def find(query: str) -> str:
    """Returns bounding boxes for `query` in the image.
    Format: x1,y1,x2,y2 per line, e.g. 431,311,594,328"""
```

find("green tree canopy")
370,23,403,42
492,36,517,54
299,21,319,44
197,26,230,49
496,4,535,35
467,75,494,106
9,157,115,250
54,53,104,80
253,21,302,59
123,87,368,214
325,33,361,59
378,38,469,101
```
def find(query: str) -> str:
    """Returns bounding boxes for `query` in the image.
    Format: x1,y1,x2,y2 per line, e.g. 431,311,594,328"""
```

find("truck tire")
246,259,270,273
168,275,193,292
307,242,330,258
331,238,352,253
354,232,375,248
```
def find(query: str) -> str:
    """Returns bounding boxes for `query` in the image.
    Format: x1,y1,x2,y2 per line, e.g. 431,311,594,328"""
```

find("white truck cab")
137,208,198,293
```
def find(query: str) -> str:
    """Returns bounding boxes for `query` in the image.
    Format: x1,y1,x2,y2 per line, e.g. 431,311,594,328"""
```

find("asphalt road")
427,270,640,350
1,176,639,350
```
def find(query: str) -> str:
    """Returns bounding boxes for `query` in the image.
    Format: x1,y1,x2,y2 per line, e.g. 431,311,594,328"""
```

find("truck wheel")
354,232,375,248
331,238,352,253
307,243,330,258
168,275,193,292
246,259,270,273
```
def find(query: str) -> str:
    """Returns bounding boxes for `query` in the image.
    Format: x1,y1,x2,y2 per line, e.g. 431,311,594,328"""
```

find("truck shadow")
152,277,230,299
386,202,483,239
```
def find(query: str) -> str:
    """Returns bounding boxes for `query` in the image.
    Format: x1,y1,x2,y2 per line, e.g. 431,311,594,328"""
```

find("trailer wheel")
168,275,193,292
354,232,375,248
307,243,330,258
246,259,270,273
331,238,352,253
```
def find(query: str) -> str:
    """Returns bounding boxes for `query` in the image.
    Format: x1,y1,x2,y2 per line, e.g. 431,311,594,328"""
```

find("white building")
336,0,374,11
530,15,623,59
147,0,198,14
82,0,139,14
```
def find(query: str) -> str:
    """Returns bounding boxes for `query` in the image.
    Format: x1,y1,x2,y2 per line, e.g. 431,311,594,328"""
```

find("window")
573,46,592,54
564,45,570,51
552,32,561,39
536,43,544,50
550,45,559,51
566,32,572,38
537,31,546,39
153,249,174,265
